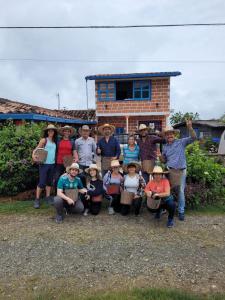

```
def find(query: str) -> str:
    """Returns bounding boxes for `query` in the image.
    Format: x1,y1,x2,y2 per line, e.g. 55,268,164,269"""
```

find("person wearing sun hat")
32,124,58,209
97,123,121,177
137,124,164,184
159,119,197,221
120,161,146,216
83,163,105,216
54,125,77,189
145,166,176,228
103,159,123,215
54,162,87,223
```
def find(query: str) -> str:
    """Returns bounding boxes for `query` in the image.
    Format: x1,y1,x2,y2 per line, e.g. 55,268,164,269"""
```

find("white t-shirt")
124,174,139,194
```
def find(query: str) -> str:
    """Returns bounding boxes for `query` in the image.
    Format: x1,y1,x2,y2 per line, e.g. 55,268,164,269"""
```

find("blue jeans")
178,169,186,214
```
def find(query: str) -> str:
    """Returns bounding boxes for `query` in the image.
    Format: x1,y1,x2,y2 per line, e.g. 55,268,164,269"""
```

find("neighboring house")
173,120,225,142
0,98,96,128
85,71,181,134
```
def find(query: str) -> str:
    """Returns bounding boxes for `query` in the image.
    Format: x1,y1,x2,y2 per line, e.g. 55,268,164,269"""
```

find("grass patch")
34,288,225,300
0,200,52,215
187,204,225,215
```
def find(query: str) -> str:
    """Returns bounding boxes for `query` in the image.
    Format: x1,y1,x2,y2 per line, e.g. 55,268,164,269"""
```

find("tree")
170,111,200,125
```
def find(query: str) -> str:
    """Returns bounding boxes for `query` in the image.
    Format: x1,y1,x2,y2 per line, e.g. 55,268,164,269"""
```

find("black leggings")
83,198,102,215
121,197,142,216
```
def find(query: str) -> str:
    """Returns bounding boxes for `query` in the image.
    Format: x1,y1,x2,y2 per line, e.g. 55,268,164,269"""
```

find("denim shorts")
38,164,55,188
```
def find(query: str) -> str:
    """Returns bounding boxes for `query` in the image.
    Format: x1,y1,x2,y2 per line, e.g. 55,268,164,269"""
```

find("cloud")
0,0,224,118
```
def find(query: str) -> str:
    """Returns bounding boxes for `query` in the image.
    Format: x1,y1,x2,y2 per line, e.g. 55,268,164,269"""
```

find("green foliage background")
0,121,44,195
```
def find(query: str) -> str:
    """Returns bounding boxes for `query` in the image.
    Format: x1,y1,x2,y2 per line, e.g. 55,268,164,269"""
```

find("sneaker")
167,218,174,228
83,209,89,216
108,207,115,215
178,213,185,221
162,209,167,215
33,199,40,209
55,215,63,224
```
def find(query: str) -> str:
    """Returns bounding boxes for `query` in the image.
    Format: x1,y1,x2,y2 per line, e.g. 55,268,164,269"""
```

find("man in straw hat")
54,125,77,188
74,125,97,187
97,123,121,176
145,166,176,228
137,124,163,184
160,119,197,221
54,162,87,223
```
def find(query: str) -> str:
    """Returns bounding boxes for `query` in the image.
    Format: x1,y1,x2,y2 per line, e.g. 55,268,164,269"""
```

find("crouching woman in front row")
145,166,176,228
120,161,146,216
83,164,105,216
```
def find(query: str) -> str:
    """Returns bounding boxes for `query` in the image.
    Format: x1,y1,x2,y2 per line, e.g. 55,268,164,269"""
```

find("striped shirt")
123,144,140,165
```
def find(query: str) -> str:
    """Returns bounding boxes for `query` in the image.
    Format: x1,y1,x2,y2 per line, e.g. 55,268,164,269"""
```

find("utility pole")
56,93,60,110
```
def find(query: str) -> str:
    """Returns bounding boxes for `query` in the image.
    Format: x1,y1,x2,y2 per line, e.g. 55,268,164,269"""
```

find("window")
116,81,133,100
97,80,151,101
133,80,150,99
97,82,115,101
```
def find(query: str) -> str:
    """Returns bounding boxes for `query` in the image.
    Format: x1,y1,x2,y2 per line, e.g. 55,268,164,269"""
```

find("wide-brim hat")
66,162,82,174
43,124,57,133
111,159,120,168
163,126,180,135
59,125,76,137
150,166,168,174
126,161,141,172
138,124,149,132
85,163,100,173
98,123,115,135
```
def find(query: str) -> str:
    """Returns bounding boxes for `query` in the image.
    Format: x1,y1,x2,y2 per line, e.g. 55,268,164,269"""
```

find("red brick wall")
96,78,170,114
98,115,166,133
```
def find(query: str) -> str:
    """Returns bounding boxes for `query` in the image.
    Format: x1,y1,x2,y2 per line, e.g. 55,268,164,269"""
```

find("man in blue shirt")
160,119,197,221
97,123,121,176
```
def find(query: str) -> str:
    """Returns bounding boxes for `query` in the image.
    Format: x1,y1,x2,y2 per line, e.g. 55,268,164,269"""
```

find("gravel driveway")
0,211,225,299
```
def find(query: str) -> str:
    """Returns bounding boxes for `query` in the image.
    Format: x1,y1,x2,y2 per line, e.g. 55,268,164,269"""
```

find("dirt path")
0,211,225,299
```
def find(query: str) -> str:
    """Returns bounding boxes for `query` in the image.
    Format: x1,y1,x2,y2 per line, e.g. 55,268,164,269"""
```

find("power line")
0,58,225,63
0,23,225,29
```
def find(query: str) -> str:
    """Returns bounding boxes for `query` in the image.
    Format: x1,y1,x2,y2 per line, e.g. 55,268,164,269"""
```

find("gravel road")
0,210,225,299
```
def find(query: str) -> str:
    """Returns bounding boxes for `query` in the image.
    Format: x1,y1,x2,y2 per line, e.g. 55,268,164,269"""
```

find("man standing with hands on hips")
160,119,197,221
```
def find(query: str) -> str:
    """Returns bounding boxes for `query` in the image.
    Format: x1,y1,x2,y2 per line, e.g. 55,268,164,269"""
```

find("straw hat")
43,124,57,132
98,123,115,135
66,162,81,173
163,126,180,134
111,160,120,168
138,124,149,132
126,161,141,172
59,125,76,137
150,166,168,174
85,163,100,173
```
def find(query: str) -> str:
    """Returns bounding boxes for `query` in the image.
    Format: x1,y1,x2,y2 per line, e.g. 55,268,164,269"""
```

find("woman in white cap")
120,162,146,216
83,164,105,216
145,166,176,228
32,124,58,209
103,160,123,214
54,162,87,223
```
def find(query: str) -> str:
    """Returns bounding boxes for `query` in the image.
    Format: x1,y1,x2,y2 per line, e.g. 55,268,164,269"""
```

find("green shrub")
185,142,225,208
0,121,45,196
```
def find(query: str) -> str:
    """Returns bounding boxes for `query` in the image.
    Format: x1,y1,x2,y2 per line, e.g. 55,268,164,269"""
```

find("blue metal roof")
85,71,181,81
0,113,96,125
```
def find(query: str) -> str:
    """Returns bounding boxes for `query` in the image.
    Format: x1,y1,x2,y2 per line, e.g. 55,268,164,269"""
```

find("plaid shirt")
137,135,163,161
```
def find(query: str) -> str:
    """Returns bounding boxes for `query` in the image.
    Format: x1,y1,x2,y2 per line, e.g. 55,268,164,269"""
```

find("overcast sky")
0,0,224,119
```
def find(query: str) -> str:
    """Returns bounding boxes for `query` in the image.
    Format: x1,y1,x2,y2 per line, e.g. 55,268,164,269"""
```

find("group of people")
32,119,197,227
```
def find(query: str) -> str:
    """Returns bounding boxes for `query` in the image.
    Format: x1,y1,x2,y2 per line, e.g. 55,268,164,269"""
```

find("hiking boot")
167,218,174,228
108,207,115,215
55,215,63,224
33,199,40,209
83,209,89,216
178,213,185,221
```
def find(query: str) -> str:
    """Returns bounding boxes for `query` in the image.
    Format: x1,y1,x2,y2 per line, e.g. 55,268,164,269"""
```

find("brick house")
85,72,181,134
